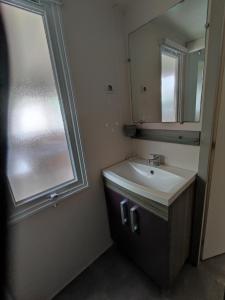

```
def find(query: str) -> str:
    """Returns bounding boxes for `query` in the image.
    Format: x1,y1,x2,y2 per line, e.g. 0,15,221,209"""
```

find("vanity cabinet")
104,181,194,288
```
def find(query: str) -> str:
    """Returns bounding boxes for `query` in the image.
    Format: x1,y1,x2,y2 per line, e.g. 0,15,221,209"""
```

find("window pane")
161,50,178,122
3,4,77,203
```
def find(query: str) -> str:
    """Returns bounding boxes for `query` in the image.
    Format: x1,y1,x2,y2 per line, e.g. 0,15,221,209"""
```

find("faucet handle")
148,154,161,166
149,153,160,160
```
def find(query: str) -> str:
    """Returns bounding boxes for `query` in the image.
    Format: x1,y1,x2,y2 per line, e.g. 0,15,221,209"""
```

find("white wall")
187,37,205,52
202,48,225,258
133,139,200,171
8,1,131,299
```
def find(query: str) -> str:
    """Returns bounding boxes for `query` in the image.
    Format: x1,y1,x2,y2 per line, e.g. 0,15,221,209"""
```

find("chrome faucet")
148,154,161,166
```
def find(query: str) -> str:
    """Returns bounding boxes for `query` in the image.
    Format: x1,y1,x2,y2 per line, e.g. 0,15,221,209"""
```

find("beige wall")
8,1,131,299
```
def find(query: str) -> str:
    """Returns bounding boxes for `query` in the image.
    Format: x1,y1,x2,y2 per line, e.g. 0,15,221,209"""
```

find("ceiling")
112,0,134,9
159,0,208,41
114,0,208,41
112,0,131,5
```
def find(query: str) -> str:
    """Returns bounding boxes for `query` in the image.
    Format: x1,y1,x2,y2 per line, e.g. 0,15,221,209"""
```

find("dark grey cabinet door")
105,187,170,287
105,187,132,252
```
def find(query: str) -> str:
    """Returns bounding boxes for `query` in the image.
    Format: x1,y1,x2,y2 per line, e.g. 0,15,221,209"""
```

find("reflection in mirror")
183,48,205,122
129,0,208,123
161,46,179,122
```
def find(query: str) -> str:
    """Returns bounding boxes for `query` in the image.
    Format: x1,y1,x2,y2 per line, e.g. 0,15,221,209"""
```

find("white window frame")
3,0,88,223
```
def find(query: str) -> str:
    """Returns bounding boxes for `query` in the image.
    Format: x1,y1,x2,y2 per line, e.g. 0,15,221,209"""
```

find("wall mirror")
129,0,208,123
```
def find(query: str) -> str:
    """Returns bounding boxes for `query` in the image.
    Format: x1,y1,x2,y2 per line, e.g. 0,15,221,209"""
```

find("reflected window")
183,49,205,122
161,47,180,122
195,59,204,121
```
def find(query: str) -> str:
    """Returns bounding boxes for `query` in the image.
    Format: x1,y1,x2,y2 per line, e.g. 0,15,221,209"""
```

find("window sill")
8,182,89,225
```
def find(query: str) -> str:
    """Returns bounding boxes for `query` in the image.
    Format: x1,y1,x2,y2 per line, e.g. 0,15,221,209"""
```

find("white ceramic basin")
102,159,196,206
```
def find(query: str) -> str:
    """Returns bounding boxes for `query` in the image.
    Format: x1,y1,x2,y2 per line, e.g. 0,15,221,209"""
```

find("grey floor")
54,246,225,300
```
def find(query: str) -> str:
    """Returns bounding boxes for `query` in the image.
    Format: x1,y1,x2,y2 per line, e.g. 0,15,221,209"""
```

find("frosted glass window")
161,49,179,122
3,3,77,204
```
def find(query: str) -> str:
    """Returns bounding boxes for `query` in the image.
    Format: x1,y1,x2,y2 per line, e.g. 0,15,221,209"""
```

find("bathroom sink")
102,159,196,206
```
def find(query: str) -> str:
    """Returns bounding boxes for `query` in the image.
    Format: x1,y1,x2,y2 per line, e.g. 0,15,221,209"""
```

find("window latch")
49,193,58,201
